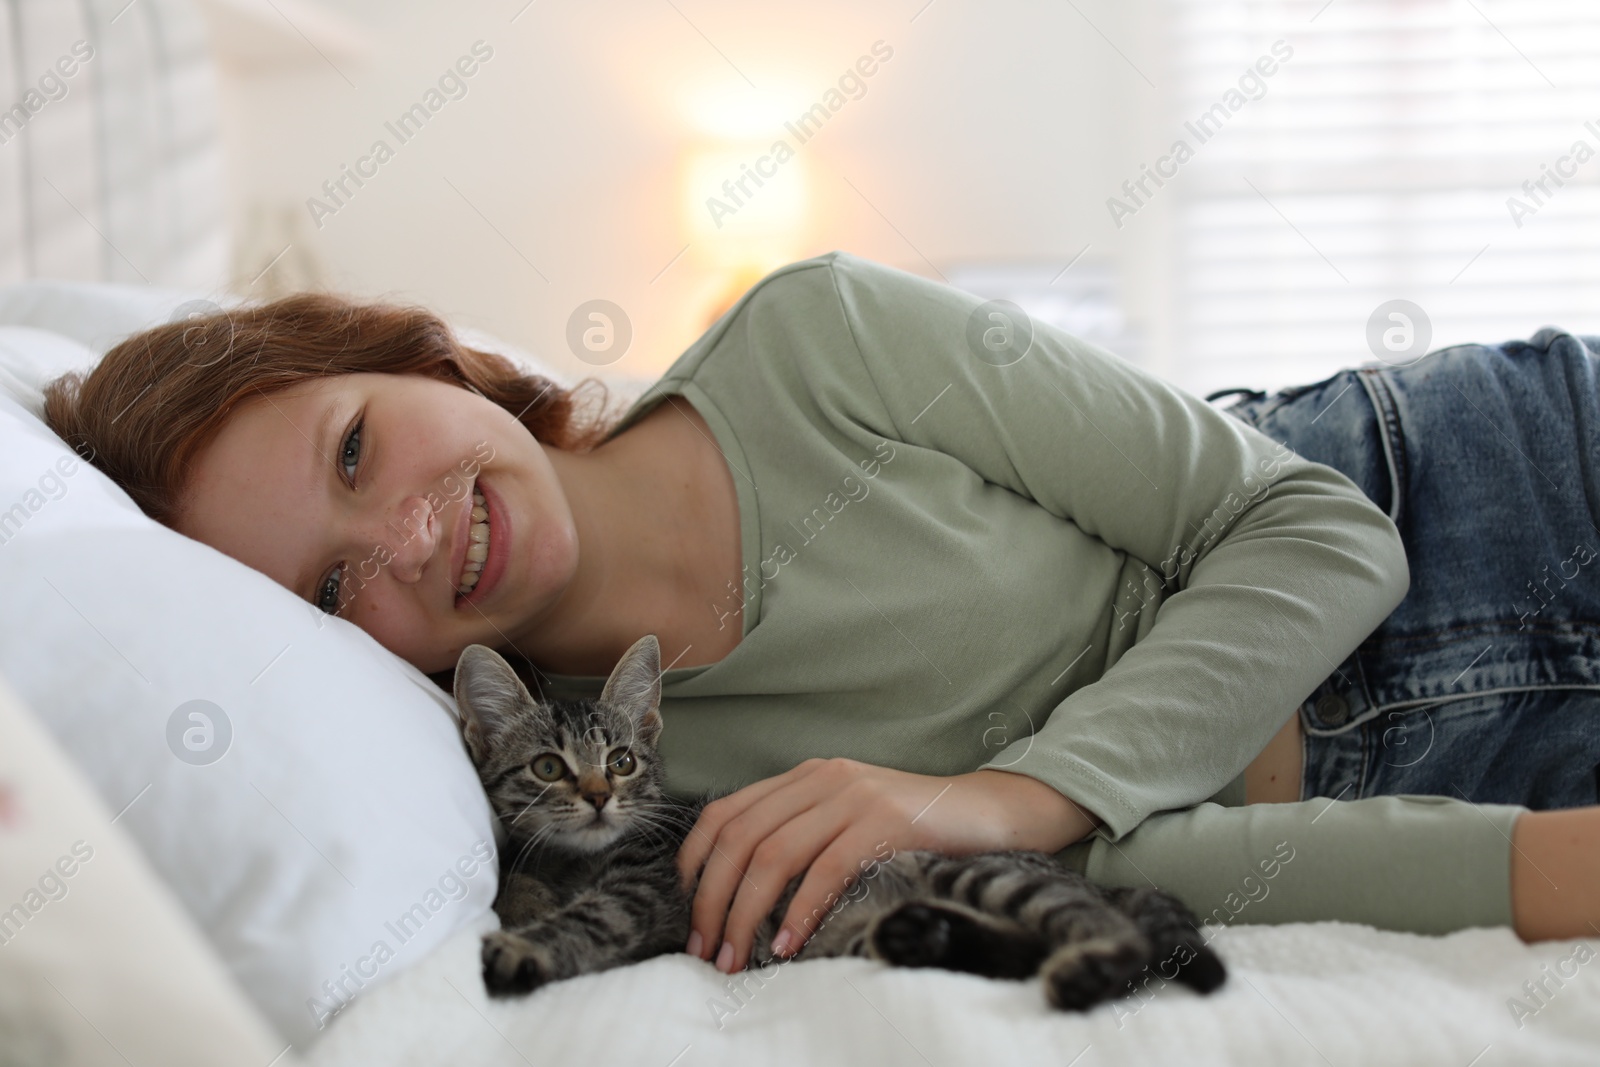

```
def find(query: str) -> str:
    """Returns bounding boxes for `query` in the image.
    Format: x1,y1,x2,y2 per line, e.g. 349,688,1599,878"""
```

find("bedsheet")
305,911,1600,1066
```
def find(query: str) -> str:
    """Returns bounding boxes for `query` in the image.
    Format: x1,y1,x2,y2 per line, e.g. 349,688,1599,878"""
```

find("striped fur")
454,637,1226,1010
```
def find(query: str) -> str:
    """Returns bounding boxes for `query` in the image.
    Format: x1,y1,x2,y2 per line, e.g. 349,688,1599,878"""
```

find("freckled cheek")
357,591,445,668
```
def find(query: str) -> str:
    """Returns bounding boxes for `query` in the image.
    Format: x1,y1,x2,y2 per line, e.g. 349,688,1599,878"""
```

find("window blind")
1169,0,1600,396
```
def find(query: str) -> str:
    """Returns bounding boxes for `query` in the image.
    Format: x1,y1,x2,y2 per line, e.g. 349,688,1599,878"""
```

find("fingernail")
770,929,794,958
715,940,734,973
686,930,703,958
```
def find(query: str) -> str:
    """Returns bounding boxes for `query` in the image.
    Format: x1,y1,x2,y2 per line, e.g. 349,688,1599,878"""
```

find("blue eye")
339,418,363,483
314,417,365,617
316,565,344,616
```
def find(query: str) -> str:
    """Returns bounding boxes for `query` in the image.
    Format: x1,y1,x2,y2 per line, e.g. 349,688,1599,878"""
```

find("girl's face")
175,372,580,673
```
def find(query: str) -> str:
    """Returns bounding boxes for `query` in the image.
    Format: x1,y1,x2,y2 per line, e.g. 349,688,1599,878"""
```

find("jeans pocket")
1359,689,1600,808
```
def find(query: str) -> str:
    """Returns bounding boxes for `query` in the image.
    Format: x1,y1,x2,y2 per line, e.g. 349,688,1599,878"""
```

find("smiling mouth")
455,486,490,596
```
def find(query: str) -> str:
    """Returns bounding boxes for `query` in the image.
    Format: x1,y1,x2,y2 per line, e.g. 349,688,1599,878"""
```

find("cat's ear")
599,634,663,747
453,644,536,764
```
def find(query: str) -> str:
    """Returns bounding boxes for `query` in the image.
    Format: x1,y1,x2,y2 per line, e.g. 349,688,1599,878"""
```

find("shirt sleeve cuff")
1050,794,1526,935
979,743,1150,840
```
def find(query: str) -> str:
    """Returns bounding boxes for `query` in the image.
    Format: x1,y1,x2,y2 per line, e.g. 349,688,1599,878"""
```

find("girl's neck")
507,397,736,679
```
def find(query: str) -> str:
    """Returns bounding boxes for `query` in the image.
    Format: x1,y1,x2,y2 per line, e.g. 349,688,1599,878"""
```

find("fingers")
675,759,822,888
684,769,833,962
676,758,933,973
773,831,891,962
714,803,852,973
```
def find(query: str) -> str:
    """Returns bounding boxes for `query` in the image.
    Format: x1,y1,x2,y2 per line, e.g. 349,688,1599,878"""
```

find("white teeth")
457,487,492,596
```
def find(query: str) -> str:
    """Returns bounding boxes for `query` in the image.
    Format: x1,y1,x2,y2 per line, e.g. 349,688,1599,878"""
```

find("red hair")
42,293,621,529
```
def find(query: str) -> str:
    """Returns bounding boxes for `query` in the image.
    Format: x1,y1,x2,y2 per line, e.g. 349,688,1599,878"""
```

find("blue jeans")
1210,327,1600,811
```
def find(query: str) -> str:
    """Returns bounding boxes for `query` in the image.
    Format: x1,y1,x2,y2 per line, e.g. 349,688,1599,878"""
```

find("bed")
301,912,1600,1067
2,2,1598,1064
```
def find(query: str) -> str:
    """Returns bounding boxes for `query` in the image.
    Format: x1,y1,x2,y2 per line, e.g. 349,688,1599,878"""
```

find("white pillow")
0,326,104,415
0,669,300,1067
0,278,235,423
0,332,500,1049
0,280,216,354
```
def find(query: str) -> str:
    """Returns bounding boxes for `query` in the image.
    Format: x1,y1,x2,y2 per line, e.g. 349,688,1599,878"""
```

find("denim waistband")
1213,332,1600,736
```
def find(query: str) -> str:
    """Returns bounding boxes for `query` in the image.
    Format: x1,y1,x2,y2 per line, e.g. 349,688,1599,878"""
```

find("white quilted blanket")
305,910,1600,1066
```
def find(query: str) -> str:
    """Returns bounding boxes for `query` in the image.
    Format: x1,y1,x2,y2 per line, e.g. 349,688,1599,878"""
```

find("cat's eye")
607,749,637,776
529,754,566,782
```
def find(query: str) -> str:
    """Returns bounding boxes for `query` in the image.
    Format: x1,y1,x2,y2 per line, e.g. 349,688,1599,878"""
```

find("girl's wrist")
1509,806,1600,942
964,768,1103,854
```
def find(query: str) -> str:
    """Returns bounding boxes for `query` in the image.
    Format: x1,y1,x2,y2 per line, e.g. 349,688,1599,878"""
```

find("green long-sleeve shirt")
538,250,1527,934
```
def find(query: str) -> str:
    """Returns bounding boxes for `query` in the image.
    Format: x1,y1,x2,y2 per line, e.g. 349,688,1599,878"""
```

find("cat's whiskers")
500,780,558,831
615,805,673,843
617,804,699,857
506,820,562,878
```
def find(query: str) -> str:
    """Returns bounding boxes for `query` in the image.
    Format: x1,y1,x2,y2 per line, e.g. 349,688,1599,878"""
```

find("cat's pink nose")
576,775,610,810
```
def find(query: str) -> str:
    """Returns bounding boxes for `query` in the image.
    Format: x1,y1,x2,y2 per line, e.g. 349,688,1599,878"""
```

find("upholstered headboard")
0,0,226,287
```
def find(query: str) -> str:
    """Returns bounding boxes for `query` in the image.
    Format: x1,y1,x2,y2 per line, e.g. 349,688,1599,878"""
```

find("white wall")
212,0,1177,385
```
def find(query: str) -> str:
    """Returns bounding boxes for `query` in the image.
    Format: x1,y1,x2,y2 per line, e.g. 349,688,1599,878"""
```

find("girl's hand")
675,758,1103,973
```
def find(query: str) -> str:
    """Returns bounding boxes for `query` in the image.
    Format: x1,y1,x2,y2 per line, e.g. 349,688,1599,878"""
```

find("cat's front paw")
481,930,551,997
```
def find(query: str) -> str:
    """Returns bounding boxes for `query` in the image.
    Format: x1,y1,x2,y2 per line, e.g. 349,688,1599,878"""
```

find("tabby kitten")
453,635,1226,1011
